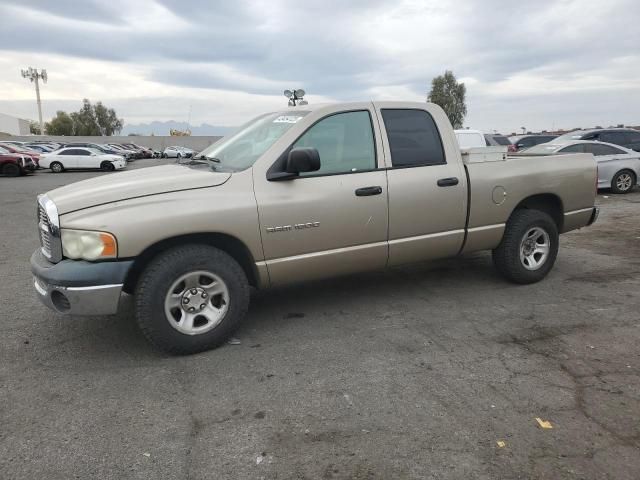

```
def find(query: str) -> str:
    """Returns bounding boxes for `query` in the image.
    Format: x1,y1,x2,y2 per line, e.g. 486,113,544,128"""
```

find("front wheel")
134,245,250,355
492,209,559,284
611,170,636,194
2,163,21,177
100,161,115,172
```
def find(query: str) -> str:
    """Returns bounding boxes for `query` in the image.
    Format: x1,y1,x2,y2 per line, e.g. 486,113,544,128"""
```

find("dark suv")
555,128,640,152
508,135,559,151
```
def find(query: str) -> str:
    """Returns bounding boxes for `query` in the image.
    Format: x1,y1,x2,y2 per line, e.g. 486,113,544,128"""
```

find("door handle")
355,186,383,196
437,177,459,187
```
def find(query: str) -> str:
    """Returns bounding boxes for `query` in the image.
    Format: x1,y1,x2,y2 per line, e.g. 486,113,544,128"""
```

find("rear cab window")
381,109,446,167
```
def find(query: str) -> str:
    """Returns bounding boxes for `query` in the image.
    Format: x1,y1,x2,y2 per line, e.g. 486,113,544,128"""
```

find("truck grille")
37,196,62,262
38,204,53,258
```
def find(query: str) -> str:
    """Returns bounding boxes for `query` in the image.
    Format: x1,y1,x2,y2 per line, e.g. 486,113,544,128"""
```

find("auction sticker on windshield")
273,115,304,124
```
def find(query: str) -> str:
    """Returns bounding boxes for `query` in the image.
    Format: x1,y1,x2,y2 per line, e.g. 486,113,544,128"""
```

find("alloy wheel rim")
617,173,632,191
164,270,229,335
519,227,550,271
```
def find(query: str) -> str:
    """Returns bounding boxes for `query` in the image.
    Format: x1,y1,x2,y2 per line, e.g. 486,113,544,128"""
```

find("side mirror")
286,147,320,174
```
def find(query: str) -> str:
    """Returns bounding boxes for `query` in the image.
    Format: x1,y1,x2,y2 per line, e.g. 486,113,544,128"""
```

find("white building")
0,112,31,136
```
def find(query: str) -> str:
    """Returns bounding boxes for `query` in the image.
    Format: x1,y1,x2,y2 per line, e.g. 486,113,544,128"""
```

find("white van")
455,129,486,148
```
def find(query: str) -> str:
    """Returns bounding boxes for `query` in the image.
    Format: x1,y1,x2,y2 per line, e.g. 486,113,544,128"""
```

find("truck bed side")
461,153,597,254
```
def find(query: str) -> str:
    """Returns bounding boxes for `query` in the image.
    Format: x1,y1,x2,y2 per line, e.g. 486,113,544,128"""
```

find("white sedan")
40,147,127,173
162,146,194,159
524,140,640,194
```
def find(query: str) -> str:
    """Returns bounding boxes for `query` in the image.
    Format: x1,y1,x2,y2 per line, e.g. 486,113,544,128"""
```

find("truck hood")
48,164,231,214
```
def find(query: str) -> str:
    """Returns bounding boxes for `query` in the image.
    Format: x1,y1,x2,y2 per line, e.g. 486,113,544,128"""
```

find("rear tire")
134,245,250,355
2,163,21,177
50,162,64,173
100,161,115,172
492,209,559,284
611,170,636,194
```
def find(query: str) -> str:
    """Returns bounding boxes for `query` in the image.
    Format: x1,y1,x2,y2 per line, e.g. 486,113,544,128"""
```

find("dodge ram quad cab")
31,102,599,354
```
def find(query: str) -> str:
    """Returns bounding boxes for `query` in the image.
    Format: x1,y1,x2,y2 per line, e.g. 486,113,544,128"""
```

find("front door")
374,103,468,266
253,108,389,286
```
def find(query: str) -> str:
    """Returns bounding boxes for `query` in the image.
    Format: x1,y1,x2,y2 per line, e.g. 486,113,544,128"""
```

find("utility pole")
21,67,47,135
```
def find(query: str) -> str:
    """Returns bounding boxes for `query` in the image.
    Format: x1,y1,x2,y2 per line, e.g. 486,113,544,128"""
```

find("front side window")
381,109,445,167
292,111,376,176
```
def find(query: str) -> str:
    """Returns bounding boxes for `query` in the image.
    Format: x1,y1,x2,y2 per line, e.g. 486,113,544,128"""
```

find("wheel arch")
509,193,564,231
123,232,260,294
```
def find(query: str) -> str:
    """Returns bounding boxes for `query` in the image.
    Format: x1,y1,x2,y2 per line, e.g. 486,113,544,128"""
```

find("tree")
45,111,74,136
94,101,123,135
29,121,41,135
44,99,124,136
427,70,467,129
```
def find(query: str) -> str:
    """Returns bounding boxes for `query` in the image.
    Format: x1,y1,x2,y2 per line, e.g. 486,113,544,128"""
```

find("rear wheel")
134,245,250,355
2,163,21,177
493,209,559,284
100,161,115,172
611,170,636,194
50,161,64,173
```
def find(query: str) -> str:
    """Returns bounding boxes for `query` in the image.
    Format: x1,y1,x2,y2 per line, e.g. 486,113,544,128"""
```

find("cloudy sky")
0,0,639,134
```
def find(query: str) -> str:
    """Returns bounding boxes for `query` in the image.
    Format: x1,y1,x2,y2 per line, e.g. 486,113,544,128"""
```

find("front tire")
134,245,250,355
2,163,21,177
492,209,559,284
50,161,64,173
611,170,636,194
100,161,115,172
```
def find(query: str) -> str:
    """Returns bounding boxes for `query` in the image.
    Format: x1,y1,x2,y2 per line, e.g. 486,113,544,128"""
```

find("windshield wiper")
192,154,221,163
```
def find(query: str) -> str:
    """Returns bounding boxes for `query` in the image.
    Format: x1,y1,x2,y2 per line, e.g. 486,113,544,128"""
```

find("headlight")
61,229,117,261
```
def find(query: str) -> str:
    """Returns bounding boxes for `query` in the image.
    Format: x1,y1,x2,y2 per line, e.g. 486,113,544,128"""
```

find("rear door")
374,103,467,266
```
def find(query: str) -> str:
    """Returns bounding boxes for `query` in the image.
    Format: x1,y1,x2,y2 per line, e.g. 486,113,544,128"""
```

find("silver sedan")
523,140,640,194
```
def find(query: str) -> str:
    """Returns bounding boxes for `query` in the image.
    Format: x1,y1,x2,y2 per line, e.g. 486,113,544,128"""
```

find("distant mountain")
121,121,236,136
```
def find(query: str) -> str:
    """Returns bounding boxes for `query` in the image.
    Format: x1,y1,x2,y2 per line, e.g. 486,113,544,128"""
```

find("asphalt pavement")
1,159,639,479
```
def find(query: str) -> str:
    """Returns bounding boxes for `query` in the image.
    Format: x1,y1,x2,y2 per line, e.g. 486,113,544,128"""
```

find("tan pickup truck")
31,102,599,354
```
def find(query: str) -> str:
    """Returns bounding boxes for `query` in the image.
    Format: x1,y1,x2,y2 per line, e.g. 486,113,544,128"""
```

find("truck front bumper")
30,250,133,316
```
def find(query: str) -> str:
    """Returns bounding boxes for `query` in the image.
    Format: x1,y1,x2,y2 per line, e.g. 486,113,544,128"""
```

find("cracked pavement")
1,159,639,479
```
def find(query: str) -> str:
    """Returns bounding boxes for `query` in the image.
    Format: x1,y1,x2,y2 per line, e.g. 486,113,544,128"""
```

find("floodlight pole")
21,67,47,135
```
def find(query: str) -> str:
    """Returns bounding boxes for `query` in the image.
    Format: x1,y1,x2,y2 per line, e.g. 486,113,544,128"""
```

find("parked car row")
0,140,200,176
454,127,640,194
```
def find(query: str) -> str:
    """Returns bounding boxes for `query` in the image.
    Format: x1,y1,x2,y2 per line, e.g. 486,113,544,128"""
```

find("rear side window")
492,135,512,146
381,109,445,167
626,131,640,142
600,132,629,145
584,144,625,156
61,149,78,155
558,144,585,153
293,110,376,176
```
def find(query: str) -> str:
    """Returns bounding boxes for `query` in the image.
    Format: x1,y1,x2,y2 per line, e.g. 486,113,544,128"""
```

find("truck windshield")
195,111,309,171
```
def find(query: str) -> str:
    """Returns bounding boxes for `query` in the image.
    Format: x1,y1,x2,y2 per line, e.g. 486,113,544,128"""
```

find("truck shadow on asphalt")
44,252,500,360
